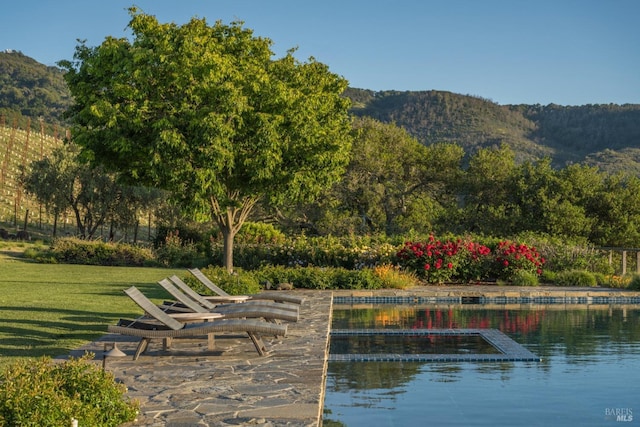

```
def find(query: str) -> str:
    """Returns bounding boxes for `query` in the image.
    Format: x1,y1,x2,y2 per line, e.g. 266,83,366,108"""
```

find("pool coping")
333,285,640,305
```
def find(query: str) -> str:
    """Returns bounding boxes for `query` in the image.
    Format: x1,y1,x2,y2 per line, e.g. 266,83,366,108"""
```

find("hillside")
345,88,640,173
2,52,640,195
0,50,72,128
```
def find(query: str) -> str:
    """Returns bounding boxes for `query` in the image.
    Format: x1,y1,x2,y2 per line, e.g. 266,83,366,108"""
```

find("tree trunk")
221,225,236,273
209,194,260,274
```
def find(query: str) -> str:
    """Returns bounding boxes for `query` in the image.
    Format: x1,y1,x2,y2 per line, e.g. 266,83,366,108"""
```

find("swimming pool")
323,302,640,426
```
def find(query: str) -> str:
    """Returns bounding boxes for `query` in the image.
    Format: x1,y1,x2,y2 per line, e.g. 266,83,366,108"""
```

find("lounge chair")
188,268,305,305
168,275,299,313
158,278,299,323
107,286,287,360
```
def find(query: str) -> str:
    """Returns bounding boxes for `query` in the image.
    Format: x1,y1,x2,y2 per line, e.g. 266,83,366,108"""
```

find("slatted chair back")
123,286,185,331
188,268,230,296
157,279,207,313
169,275,218,310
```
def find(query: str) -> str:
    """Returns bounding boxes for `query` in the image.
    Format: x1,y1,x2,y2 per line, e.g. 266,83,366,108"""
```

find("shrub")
253,265,383,290
554,270,597,287
254,265,331,290
0,354,138,427
510,269,540,286
154,230,200,267
235,222,286,245
492,240,545,280
45,237,155,266
197,265,262,295
373,264,420,289
457,239,493,282
330,267,382,290
219,234,400,270
627,274,640,290
540,269,557,284
518,233,612,274
396,235,463,284
601,274,631,288
593,272,608,287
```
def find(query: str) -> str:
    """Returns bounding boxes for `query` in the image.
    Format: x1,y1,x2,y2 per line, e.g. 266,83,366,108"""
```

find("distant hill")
344,88,640,174
0,50,72,128
2,52,640,178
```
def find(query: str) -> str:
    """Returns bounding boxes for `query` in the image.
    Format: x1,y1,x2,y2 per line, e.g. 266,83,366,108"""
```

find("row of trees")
21,116,640,251
307,117,640,248
20,143,164,241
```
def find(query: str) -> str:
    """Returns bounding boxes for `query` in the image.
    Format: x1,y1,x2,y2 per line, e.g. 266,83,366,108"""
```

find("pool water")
330,332,500,355
323,304,640,426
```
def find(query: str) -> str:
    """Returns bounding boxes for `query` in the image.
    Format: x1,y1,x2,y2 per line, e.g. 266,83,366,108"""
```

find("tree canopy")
59,8,353,271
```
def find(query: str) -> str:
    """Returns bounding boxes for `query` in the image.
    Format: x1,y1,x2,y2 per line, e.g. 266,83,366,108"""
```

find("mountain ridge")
2,51,640,175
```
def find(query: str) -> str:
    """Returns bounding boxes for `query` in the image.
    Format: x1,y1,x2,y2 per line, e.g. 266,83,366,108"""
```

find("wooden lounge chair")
188,268,305,305
158,278,299,323
168,275,299,313
107,286,287,360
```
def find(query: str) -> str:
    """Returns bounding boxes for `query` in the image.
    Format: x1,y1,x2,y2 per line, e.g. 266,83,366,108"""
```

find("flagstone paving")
67,285,640,426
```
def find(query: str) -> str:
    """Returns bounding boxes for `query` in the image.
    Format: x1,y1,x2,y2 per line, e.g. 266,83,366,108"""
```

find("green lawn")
0,248,187,367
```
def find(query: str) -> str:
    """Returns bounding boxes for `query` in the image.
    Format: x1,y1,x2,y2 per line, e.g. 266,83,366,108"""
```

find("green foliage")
540,269,558,284
20,143,128,239
629,274,640,290
216,234,399,270
154,230,201,267
510,269,540,286
519,233,613,274
253,265,382,290
236,222,286,245
0,354,138,427
554,270,598,287
198,265,262,295
44,237,155,266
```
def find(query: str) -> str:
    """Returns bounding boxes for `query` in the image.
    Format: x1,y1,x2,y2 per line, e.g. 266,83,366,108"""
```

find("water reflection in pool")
324,305,640,427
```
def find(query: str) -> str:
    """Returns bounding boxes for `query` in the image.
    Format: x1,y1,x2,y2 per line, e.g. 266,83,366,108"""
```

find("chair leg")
134,338,150,360
163,337,173,350
247,333,269,356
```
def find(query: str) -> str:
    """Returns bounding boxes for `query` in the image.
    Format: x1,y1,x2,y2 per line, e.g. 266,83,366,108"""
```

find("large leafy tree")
59,9,353,271
335,118,464,234
461,144,520,234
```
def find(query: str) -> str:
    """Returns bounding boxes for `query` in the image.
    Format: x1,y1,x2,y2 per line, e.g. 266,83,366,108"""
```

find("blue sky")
2,0,639,106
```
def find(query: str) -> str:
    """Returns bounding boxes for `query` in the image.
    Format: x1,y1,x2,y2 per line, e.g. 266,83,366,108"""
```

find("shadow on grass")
0,306,139,359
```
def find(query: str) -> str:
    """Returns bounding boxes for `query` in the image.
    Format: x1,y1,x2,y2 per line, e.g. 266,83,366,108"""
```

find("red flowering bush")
457,240,493,282
396,236,545,285
396,235,463,284
493,241,545,280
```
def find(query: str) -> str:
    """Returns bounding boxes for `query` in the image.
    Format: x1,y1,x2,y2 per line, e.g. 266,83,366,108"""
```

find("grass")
0,244,187,368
